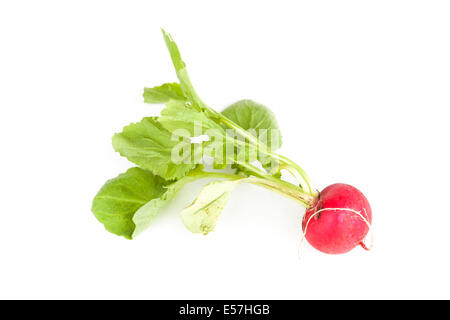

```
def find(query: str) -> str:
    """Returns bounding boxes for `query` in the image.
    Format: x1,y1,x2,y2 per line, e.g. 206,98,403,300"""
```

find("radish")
301,184,372,254
93,29,374,257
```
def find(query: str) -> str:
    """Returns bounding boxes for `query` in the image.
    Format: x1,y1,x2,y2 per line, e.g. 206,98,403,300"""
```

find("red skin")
302,184,372,254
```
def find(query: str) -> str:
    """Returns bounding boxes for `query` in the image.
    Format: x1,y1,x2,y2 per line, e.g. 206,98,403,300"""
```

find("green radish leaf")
158,102,248,167
92,167,168,239
221,99,282,151
132,174,199,238
143,83,186,104
180,180,239,235
92,167,199,239
112,117,194,180
158,101,239,167
158,100,225,137
161,29,209,111
222,100,281,172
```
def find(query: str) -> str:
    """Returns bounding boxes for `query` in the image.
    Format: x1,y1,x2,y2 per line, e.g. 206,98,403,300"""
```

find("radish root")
298,208,373,257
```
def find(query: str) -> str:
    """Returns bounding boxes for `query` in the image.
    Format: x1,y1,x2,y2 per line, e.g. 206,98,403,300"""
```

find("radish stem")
218,113,316,195
186,168,315,207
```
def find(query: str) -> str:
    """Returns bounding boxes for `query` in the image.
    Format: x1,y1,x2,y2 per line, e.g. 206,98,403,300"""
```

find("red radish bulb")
302,183,372,254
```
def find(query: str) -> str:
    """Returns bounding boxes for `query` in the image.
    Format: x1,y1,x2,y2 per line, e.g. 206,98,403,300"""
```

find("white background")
1,1,449,299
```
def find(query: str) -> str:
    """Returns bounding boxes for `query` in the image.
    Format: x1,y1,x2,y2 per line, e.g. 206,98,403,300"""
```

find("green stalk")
187,169,314,208
243,177,315,207
219,121,315,194
186,169,240,180
219,114,316,195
